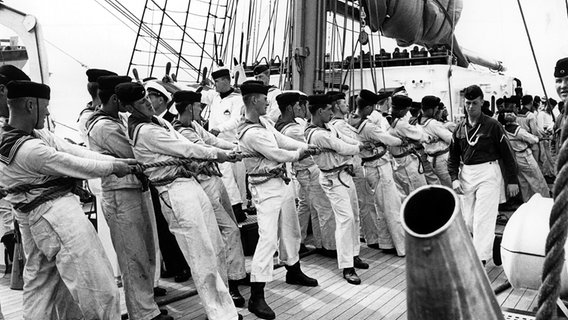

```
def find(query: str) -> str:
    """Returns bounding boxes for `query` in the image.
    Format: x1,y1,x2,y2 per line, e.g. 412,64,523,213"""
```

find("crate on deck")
238,215,259,256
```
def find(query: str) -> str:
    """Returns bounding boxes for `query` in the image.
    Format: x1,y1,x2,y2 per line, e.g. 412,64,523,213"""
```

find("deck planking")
0,245,541,320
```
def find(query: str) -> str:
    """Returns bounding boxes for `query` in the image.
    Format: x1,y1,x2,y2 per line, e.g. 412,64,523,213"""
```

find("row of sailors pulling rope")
0,143,388,210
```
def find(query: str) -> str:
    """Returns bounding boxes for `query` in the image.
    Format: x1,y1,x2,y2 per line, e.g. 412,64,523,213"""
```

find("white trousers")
429,152,452,188
319,170,361,269
16,194,120,320
101,188,160,320
460,161,502,261
156,178,238,320
219,162,244,206
516,150,550,201
392,154,427,197
249,178,301,282
294,165,336,250
353,162,380,246
200,177,247,280
364,162,406,256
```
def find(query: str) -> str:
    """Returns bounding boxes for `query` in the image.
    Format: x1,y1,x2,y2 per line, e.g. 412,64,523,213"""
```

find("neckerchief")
504,123,519,135
220,88,235,99
0,124,35,165
274,117,297,133
127,115,167,141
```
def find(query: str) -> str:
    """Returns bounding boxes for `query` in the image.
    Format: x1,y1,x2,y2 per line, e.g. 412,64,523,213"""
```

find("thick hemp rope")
133,147,338,172
536,111,568,320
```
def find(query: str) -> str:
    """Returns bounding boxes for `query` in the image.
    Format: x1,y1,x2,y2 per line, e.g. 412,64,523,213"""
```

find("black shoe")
317,247,337,258
367,243,380,250
229,280,246,308
174,269,191,283
493,235,503,266
238,273,251,286
353,256,369,269
153,287,167,297
482,260,487,266
299,244,309,254
248,282,276,319
160,269,174,278
232,203,247,223
343,268,361,285
285,262,318,287
381,248,398,255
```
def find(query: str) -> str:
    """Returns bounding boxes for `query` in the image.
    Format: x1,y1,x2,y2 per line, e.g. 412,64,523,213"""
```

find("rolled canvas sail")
361,0,468,66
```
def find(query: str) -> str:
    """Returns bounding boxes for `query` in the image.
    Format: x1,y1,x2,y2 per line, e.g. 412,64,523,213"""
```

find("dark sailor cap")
503,96,521,109
7,80,50,100
555,57,568,77
0,65,30,85
173,90,201,104
358,89,379,104
463,85,484,100
97,75,132,92
86,69,117,83
521,95,533,105
421,95,441,110
253,65,269,75
115,82,146,104
276,92,300,107
326,91,346,102
211,68,230,80
411,101,422,110
390,95,412,110
240,80,269,96
307,94,332,106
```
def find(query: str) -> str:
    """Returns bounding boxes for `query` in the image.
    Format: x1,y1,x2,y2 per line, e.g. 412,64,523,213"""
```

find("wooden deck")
0,244,539,320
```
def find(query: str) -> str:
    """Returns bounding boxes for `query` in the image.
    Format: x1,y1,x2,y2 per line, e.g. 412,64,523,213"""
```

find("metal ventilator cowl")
401,185,504,320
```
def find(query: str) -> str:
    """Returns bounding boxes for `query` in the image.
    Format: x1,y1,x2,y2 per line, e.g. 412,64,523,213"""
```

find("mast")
292,0,326,94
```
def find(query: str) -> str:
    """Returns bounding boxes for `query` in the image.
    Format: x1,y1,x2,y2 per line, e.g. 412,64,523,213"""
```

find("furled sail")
360,0,469,67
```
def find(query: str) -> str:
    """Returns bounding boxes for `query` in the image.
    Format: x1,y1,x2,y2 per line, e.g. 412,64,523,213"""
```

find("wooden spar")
292,0,326,94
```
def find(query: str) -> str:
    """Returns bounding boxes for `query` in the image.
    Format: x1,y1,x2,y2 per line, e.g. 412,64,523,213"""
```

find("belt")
514,147,530,154
248,166,290,186
150,161,221,187
320,164,355,188
2,177,91,213
151,168,197,187
392,148,424,174
361,148,388,164
425,147,449,168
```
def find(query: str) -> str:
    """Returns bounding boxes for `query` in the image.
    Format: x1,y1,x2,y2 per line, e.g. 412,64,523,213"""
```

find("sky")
2,0,568,139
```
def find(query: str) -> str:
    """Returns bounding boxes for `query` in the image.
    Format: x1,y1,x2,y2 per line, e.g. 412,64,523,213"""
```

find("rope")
134,147,338,172
536,104,568,319
516,0,550,104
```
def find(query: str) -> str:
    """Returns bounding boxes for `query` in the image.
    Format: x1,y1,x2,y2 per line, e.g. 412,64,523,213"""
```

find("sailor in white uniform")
171,90,248,308
201,68,248,222
253,65,282,122
418,95,453,187
351,90,406,256
305,94,369,285
0,80,135,320
274,92,337,254
77,69,117,145
238,81,317,320
117,82,242,320
87,75,171,320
